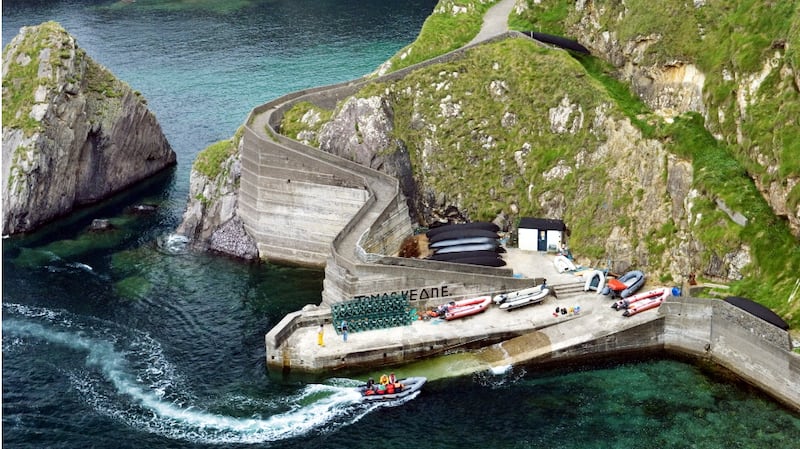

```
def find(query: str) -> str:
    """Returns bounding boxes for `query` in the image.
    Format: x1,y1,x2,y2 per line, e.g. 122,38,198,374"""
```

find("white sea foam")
490,364,512,375
157,233,190,255
66,261,94,272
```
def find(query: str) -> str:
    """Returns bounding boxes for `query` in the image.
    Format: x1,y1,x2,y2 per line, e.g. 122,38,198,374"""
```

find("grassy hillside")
522,0,800,203
380,0,497,73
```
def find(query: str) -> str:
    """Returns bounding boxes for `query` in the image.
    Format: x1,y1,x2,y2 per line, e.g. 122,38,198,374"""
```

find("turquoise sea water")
3,1,800,447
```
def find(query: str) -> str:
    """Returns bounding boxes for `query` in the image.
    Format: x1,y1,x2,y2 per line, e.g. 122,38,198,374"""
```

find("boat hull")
428,228,499,244
553,255,577,273
443,256,506,267
583,269,606,293
602,270,645,298
493,284,547,304
429,250,498,262
444,295,492,320
429,236,498,248
434,242,498,254
426,222,499,238
622,297,664,317
499,288,550,310
612,287,669,310
359,376,427,401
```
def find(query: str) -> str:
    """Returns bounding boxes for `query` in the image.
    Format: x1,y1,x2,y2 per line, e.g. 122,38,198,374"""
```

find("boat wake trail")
2,303,375,444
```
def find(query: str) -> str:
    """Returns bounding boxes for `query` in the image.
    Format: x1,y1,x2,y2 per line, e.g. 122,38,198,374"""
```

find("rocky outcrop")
176,134,258,260
317,96,419,220
2,22,176,235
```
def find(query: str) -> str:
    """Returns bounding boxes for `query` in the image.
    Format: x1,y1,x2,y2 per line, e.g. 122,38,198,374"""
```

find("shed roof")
519,217,566,231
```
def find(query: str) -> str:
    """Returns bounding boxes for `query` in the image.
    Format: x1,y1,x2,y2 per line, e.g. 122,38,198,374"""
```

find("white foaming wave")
66,261,94,272
4,302,185,401
74,374,371,444
474,365,527,389
157,233,190,255
371,390,421,409
128,332,187,403
3,310,375,444
3,302,74,328
490,364,513,375
2,336,28,352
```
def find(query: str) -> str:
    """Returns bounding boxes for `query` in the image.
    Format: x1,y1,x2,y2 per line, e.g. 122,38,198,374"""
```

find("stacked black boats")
426,222,505,267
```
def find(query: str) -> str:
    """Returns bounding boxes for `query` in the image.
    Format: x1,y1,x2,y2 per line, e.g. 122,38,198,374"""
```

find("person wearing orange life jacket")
387,372,404,392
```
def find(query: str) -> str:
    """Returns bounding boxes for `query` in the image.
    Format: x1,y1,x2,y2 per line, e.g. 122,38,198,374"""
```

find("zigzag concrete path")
248,106,397,267
246,0,517,273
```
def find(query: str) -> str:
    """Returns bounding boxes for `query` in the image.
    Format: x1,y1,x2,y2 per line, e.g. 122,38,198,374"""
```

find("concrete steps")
550,281,589,299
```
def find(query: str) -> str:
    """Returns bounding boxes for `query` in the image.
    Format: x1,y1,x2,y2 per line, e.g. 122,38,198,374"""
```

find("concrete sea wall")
505,297,799,412
266,296,800,413
660,298,798,411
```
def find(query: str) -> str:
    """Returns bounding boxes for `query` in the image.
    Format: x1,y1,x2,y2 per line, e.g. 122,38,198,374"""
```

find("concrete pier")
266,250,800,413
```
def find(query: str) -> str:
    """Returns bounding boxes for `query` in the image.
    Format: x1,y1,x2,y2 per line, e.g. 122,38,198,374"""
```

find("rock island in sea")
2,21,176,235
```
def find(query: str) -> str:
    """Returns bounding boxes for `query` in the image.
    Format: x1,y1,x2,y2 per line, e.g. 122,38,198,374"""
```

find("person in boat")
366,378,375,390
387,373,401,391
379,374,390,385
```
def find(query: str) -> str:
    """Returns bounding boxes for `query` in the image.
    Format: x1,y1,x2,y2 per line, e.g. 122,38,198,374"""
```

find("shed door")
538,230,547,251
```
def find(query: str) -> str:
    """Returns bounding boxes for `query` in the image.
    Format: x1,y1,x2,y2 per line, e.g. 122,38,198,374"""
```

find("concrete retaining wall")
660,297,799,412
535,297,799,412
239,125,372,266
266,296,799,412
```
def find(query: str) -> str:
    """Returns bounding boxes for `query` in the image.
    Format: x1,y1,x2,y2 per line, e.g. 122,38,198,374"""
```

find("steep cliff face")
316,96,419,219
2,22,176,235
553,0,800,237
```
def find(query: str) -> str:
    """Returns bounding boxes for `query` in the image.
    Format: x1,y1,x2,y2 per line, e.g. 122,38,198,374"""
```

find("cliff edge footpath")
2,22,176,235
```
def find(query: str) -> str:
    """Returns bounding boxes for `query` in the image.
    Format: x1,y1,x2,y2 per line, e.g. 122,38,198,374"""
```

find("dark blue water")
3,1,800,448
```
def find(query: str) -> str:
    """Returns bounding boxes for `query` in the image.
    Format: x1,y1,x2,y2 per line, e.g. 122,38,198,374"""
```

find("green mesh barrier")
331,293,414,334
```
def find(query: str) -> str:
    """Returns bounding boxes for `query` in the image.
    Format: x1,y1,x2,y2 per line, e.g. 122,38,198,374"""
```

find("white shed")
518,217,567,252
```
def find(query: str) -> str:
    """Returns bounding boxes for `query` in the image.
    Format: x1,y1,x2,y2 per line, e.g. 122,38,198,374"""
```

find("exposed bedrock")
2,22,176,235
